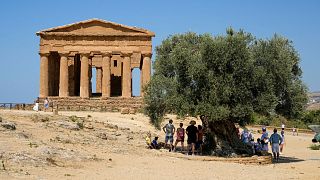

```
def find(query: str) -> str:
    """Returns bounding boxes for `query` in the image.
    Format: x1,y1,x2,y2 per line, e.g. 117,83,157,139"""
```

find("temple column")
59,52,69,97
122,52,132,98
80,53,90,98
141,52,152,96
102,52,111,98
39,52,50,98
68,56,75,96
96,68,102,93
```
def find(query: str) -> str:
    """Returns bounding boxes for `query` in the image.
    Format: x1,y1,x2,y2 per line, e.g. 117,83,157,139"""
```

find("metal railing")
0,103,33,110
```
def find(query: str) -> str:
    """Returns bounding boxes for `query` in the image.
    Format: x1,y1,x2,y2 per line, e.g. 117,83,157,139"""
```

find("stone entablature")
36,19,154,99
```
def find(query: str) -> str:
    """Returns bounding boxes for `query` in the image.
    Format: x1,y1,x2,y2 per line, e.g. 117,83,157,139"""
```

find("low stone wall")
168,154,272,165
48,97,144,113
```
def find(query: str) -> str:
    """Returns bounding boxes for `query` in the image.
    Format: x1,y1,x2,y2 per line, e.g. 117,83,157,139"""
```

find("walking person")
43,97,49,112
162,119,175,152
270,128,283,162
186,120,198,156
173,123,185,152
33,97,40,112
280,130,285,154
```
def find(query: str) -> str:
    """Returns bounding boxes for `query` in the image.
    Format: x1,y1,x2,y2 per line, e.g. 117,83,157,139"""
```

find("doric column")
39,52,50,98
122,52,132,98
59,52,69,97
80,53,90,98
141,52,152,96
96,68,102,93
102,52,111,98
68,56,75,96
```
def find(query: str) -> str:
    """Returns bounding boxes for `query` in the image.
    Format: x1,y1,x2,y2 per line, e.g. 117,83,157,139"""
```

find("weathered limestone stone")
59,53,69,97
120,108,130,114
1,121,16,130
129,108,136,114
102,52,111,97
122,52,132,98
39,53,49,98
96,68,102,93
141,53,152,96
80,53,90,98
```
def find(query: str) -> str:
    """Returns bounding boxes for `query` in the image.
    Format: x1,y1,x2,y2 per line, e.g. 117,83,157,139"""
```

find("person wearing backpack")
173,123,185,152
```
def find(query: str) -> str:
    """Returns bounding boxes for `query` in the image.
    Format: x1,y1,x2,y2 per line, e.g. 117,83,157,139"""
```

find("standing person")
186,120,198,156
241,128,251,144
173,123,185,152
292,126,298,136
270,128,283,162
260,127,269,153
162,119,175,152
281,123,285,130
280,130,285,154
196,125,204,155
33,97,40,112
43,97,49,112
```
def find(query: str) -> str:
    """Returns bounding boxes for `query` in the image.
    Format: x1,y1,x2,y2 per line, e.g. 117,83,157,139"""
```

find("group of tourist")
240,126,285,162
146,117,287,161
146,119,204,155
33,97,50,112
162,119,204,155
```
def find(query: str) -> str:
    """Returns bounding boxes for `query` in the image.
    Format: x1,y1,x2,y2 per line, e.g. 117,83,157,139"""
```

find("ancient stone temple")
36,19,154,100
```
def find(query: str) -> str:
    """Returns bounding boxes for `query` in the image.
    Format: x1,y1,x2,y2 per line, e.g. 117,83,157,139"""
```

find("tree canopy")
144,29,308,128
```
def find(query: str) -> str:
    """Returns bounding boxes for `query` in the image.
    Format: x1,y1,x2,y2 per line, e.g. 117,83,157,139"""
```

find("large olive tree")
144,29,307,155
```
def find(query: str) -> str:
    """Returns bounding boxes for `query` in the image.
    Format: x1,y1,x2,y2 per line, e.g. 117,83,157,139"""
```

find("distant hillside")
307,91,320,110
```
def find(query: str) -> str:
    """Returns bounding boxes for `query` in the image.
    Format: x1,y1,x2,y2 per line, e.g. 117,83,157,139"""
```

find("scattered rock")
1,121,16,130
17,133,29,139
85,123,94,129
56,120,80,131
120,108,129,114
129,109,136,114
53,109,58,115
96,133,108,140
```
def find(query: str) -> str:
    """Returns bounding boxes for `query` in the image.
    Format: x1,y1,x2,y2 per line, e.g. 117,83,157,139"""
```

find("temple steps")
45,97,144,112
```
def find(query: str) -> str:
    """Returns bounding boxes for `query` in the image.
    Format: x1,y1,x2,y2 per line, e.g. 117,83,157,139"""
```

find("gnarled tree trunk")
202,119,253,156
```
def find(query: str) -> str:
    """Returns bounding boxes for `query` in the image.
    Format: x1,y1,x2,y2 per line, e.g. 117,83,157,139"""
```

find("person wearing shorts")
163,119,175,152
174,123,185,152
270,128,282,162
186,120,198,155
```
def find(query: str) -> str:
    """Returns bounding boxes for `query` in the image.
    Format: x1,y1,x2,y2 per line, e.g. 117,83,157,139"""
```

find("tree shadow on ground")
275,156,305,164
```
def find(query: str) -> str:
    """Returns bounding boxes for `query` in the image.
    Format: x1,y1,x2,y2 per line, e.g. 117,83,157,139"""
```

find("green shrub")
309,144,320,150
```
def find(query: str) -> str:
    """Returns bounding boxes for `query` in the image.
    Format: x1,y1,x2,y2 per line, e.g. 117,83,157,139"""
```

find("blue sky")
0,0,319,103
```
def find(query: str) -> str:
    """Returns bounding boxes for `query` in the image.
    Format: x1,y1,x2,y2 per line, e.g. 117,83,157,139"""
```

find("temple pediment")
36,18,155,37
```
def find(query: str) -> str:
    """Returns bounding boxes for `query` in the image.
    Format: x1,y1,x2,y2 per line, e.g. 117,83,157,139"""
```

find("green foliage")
301,110,320,125
309,144,320,150
144,30,308,127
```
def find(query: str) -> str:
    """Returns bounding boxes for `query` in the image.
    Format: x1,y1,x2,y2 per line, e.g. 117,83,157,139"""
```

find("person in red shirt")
173,123,185,152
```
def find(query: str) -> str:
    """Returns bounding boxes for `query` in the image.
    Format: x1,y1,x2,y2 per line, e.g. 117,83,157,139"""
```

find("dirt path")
0,110,319,179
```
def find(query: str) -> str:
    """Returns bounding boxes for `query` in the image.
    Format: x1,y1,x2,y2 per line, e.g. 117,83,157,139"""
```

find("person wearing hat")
186,120,198,155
